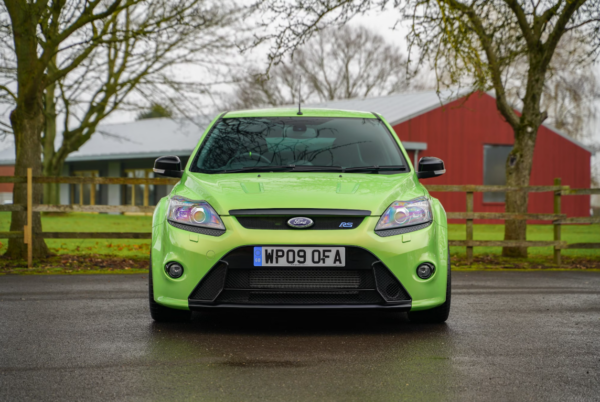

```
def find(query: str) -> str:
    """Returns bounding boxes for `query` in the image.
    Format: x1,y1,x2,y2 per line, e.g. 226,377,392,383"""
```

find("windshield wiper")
220,165,296,173
291,165,344,172
222,165,344,173
342,165,407,172
210,165,407,174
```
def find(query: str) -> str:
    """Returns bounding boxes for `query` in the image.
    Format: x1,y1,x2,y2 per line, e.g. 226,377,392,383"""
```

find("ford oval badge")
287,217,314,229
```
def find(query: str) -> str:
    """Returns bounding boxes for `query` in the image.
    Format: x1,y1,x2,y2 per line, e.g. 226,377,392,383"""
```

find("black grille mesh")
236,216,364,230
168,221,226,237
373,263,409,301
190,263,227,300
224,269,375,289
375,221,433,237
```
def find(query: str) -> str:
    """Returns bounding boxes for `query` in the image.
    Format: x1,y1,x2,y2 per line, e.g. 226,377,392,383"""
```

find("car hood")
174,172,426,216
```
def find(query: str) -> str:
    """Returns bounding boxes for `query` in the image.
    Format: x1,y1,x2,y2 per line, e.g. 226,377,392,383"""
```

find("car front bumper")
151,215,449,312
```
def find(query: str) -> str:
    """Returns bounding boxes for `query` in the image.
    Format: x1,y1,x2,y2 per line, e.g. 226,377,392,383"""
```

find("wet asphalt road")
0,271,599,401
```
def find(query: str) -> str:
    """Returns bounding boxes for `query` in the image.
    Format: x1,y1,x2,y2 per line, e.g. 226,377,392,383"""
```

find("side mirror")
154,156,183,178
417,156,446,179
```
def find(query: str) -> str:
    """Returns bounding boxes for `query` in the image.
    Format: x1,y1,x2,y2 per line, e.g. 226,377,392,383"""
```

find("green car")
149,108,450,323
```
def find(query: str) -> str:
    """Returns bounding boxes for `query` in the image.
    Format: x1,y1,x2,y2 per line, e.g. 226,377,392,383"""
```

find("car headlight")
375,197,432,231
167,196,225,230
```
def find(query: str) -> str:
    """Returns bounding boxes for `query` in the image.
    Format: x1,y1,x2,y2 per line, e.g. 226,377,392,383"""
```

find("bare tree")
507,34,600,142
259,0,600,258
231,25,414,109
0,0,250,259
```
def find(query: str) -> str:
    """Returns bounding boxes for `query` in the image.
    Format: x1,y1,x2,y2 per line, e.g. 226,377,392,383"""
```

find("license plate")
253,247,345,267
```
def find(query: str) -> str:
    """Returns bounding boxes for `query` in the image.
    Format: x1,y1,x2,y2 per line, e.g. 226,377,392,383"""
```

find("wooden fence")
1,170,599,267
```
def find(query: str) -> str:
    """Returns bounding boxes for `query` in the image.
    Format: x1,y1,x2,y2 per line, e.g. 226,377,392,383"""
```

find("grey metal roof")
0,117,211,165
305,90,460,126
0,144,13,165
401,141,427,151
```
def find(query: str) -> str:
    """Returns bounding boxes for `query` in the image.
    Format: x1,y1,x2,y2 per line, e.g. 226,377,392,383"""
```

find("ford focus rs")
150,108,450,323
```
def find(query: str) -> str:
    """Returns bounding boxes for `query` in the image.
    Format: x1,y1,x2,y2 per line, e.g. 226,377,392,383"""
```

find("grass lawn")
1,212,599,273
0,212,152,257
1,212,599,257
448,223,600,256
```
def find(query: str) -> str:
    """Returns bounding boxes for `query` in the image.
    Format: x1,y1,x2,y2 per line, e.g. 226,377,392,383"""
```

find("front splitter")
188,299,412,311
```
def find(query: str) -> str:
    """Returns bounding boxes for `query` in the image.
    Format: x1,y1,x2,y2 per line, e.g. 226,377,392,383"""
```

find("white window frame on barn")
71,170,99,206
123,168,155,207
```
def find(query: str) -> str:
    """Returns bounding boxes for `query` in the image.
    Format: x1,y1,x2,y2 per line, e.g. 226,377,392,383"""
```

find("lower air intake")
249,269,361,289
188,246,410,306
373,262,410,301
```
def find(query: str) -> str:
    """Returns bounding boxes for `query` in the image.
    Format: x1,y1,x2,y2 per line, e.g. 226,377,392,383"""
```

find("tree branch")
542,0,587,68
0,84,16,102
444,0,520,128
503,0,536,46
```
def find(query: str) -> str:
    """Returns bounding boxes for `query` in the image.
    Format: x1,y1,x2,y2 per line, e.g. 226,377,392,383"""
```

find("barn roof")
305,90,460,126
0,117,211,165
0,90,592,165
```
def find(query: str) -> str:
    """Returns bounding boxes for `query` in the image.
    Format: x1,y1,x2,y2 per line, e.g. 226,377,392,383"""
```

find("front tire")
408,247,451,324
149,256,191,322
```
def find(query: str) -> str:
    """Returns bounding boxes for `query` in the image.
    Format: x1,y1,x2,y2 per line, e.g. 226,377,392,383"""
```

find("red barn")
312,91,592,219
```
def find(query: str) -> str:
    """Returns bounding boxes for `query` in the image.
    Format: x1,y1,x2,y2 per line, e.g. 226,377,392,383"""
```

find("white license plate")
253,247,345,267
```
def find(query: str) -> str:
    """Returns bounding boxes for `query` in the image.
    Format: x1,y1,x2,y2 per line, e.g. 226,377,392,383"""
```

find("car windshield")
191,117,408,173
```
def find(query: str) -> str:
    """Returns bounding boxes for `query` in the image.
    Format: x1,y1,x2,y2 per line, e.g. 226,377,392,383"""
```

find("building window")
124,169,155,206
483,145,513,203
71,170,99,205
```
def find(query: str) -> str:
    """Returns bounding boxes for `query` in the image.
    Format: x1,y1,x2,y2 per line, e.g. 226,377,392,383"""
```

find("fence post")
466,191,474,265
143,180,149,207
90,172,96,206
26,168,33,268
554,178,562,266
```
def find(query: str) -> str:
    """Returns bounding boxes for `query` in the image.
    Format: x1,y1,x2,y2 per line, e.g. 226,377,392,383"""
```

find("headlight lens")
167,196,225,230
375,197,432,230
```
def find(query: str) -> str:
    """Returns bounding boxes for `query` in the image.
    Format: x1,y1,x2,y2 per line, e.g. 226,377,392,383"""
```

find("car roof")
224,107,377,119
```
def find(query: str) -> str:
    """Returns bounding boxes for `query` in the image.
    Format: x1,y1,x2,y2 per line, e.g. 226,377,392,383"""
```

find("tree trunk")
4,0,50,259
6,105,51,259
42,77,60,205
502,125,538,258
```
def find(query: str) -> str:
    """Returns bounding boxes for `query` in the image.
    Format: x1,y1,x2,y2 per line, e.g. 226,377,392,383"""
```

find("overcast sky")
0,5,597,178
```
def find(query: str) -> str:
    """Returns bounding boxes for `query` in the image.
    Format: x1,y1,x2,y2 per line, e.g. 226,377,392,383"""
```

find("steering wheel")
225,151,271,169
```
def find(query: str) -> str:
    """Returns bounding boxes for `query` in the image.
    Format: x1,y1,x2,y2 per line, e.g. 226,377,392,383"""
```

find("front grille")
225,269,375,289
189,246,411,306
236,216,364,230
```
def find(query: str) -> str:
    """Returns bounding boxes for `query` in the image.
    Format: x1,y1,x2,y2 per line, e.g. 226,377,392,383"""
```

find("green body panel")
152,108,448,312
175,172,425,217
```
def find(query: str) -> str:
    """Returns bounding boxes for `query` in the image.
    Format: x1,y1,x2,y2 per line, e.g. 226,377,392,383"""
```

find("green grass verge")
448,223,600,256
0,212,152,257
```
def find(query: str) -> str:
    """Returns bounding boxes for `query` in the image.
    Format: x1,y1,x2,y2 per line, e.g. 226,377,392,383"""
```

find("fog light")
166,262,184,278
416,263,434,279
